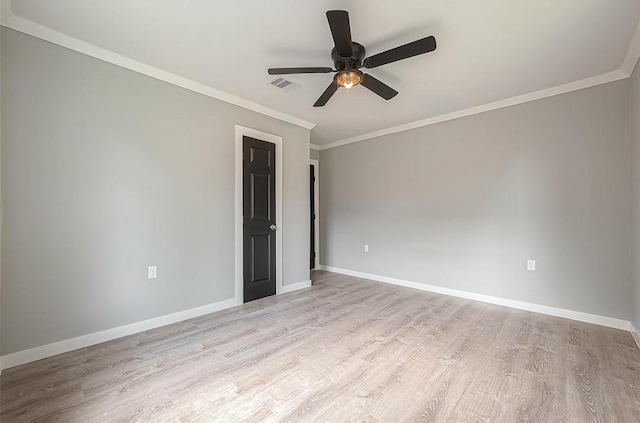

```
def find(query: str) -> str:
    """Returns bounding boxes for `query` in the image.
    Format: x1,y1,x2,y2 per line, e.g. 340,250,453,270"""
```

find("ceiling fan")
268,10,437,107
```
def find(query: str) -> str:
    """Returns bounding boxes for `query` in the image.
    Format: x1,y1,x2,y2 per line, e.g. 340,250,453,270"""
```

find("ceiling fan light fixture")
336,70,363,90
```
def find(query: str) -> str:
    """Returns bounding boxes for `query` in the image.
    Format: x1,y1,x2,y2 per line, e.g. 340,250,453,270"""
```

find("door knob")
270,224,278,231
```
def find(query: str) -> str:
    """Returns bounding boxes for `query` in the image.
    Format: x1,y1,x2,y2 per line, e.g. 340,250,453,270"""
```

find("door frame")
310,159,320,269
235,125,283,304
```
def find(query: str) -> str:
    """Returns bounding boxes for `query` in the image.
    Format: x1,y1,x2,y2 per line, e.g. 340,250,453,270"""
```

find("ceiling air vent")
267,77,301,93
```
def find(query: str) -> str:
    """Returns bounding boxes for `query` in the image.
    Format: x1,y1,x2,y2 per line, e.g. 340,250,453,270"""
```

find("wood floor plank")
2,270,640,422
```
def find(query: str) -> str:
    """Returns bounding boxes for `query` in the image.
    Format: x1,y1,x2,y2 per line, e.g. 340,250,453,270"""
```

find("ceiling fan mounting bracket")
331,42,366,70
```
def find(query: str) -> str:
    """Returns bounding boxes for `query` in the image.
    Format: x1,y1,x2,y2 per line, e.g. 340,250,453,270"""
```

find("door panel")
251,235,271,282
243,136,277,303
250,173,271,220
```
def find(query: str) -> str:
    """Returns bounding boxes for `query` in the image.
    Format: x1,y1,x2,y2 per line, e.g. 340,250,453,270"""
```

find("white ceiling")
6,0,640,145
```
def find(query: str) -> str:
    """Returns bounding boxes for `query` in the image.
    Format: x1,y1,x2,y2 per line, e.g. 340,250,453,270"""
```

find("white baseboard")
0,278,315,372
280,279,312,294
631,323,640,349
0,297,239,371
318,265,631,332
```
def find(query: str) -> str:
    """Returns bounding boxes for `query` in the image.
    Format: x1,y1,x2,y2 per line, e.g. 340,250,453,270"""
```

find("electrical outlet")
527,260,536,271
148,265,158,279
364,244,369,253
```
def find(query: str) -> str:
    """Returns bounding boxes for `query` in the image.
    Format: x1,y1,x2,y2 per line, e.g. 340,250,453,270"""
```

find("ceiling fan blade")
268,67,334,75
313,81,339,107
326,10,353,58
361,74,398,100
363,36,436,68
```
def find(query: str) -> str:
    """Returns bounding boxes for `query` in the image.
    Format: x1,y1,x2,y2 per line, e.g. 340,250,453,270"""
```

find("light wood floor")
2,271,640,422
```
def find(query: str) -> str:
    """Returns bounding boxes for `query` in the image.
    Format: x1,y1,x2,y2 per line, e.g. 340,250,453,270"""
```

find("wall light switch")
364,244,369,253
148,265,158,279
527,260,536,271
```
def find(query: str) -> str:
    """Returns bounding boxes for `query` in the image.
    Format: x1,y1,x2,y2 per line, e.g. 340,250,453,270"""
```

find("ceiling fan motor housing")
331,42,366,70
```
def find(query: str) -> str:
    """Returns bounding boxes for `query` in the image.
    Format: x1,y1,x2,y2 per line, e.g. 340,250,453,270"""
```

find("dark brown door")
310,164,316,269
243,136,277,302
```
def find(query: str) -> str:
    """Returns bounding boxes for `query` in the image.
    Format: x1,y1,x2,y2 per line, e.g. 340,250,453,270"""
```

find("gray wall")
0,18,3,360
310,148,320,161
321,79,632,320
1,28,310,355
632,62,640,330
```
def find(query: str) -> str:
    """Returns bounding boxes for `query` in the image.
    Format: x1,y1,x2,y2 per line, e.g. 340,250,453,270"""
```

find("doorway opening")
235,126,283,304
310,159,319,270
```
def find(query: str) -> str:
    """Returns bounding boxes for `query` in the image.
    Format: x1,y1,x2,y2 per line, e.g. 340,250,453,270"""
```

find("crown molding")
622,19,640,76
0,12,316,131
316,17,640,150
318,69,629,150
2,2,638,150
